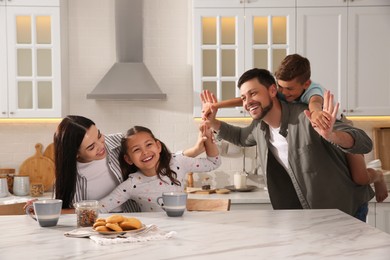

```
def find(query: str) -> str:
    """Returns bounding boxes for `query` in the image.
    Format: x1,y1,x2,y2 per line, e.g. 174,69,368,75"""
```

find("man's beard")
251,100,273,120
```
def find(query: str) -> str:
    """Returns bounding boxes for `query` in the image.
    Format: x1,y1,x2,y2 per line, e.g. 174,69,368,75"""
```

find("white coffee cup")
13,175,30,196
157,192,188,217
234,173,247,189
25,199,63,227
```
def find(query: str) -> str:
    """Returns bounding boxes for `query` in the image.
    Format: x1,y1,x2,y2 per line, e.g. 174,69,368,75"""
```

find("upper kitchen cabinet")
297,0,390,116
0,0,67,118
192,0,295,117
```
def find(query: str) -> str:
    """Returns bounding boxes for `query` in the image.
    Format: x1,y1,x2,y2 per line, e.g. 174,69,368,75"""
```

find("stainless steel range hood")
87,0,166,100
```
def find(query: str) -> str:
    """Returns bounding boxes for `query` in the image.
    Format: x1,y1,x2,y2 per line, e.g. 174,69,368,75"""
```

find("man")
202,68,374,221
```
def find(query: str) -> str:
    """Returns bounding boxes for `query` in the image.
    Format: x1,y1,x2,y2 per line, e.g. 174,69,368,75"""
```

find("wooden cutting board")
43,143,55,162
19,143,55,191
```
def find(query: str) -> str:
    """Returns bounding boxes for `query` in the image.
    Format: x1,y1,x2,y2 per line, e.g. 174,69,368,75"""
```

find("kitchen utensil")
215,188,230,194
157,192,187,217
187,172,194,188
0,168,15,193
43,143,55,162
19,143,55,191
0,177,8,198
74,200,100,227
225,185,257,192
234,172,247,189
25,199,62,227
30,183,45,197
13,175,30,196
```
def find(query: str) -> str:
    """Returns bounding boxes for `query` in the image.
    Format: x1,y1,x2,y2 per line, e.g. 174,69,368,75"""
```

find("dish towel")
64,224,177,245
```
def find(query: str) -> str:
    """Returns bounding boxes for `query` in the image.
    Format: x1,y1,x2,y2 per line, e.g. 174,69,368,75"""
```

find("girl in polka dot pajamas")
99,125,221,212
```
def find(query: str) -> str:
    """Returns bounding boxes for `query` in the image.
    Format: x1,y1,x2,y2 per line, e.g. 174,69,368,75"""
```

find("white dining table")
1,209,390,260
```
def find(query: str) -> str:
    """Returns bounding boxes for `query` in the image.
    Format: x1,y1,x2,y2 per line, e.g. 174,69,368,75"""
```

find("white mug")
13,175,30,196
25,199,63,227
157,192,188,217
234,173,247,189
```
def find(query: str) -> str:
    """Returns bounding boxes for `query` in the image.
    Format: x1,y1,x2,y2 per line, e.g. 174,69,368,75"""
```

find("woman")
54,115,206,213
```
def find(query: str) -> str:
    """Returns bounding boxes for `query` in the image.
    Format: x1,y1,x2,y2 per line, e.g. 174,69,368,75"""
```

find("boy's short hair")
274,54,311,84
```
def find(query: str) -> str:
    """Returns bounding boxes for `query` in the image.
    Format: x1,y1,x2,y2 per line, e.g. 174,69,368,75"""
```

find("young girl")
99,125,221,212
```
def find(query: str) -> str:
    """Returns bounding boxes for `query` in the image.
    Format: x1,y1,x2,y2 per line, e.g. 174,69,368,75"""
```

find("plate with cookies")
92,214,146,235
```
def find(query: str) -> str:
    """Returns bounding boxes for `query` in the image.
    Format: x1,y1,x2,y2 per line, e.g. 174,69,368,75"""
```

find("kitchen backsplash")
0,0,389,189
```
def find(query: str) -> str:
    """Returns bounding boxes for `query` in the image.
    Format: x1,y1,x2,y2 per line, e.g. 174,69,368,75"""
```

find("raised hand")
200,90,218,121
305,90,339,140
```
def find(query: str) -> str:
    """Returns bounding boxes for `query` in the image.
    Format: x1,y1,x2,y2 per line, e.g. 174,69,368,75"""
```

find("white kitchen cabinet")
375,203,390,234
367,202,376,227
297,0,390,116
192,0,295,117
0,0,66,118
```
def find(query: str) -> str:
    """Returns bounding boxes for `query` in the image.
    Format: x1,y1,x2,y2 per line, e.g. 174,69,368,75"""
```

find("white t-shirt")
268,126,289,171
77,158,123,211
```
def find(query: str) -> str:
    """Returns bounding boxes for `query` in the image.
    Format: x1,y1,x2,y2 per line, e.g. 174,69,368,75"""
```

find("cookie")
93,221,106,228
119,217,142,230
95,226,111,232
106,214,125,223
106,223,123,232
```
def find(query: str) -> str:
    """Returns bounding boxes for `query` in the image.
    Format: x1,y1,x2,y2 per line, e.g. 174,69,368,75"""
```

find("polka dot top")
99,153,221,212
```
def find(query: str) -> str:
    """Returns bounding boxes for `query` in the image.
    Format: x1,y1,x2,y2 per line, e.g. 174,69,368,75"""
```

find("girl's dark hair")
119,126,180,186
274,54,311,84
54,115,95,208
238,68,276,89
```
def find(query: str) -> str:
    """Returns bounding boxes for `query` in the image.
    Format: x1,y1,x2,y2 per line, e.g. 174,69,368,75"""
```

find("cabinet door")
5,0,60,7
297,7,348,111
6,6,61,118
367,202,376,227
245,8,295,74
193,0,243,8
193,8,246,117
0,6,7,118
375,203,390,234
348,0,390,6
297,0,346,7
346,6,390,116
246,0,295,8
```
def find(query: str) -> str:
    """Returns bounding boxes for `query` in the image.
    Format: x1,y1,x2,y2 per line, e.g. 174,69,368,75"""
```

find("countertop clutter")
1,210,390,259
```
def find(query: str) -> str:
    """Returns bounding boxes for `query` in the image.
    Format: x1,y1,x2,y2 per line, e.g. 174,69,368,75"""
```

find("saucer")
225,185,257,192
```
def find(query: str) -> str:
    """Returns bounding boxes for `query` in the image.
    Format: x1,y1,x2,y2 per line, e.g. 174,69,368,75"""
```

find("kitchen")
1,0,390,257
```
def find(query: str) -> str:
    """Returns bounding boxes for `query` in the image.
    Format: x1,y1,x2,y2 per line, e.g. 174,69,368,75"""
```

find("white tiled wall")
0,0,387,189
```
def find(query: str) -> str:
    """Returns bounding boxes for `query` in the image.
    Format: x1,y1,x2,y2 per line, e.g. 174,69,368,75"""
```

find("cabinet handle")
9,112,14,115
1,112,6,115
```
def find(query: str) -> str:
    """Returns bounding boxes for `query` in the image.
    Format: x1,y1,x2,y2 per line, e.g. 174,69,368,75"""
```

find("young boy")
201,54,388,202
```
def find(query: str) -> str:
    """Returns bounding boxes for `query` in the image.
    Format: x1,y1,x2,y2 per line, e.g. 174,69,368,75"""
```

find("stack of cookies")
93,214,143,232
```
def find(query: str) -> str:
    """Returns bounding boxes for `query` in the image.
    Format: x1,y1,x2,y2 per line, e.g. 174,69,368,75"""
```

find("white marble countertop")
0,192,52,205
1,188,388,207
1,210,390,259
188,188,390,204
